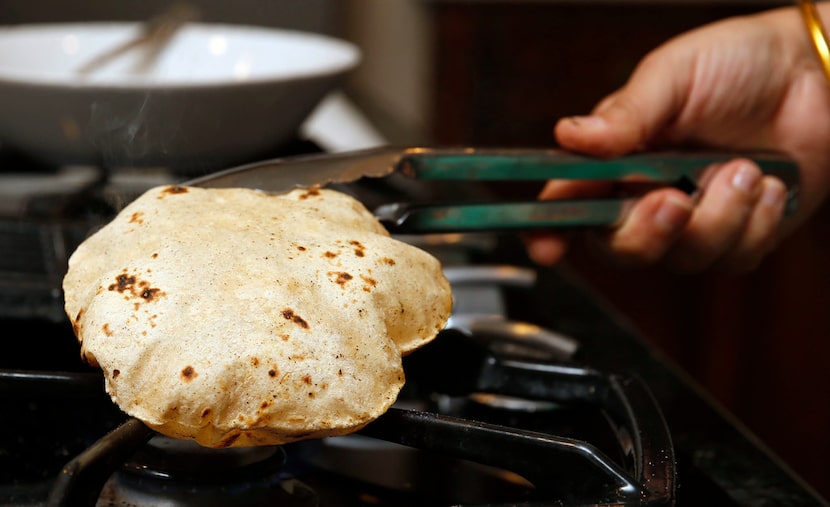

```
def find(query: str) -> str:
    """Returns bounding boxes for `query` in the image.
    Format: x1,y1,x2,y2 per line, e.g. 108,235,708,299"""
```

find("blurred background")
1,0,827,499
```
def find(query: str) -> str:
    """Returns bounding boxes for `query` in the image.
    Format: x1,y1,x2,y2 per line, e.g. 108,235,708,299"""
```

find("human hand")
526,6,830,273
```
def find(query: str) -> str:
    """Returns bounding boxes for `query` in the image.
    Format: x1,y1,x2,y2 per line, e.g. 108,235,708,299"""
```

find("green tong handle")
379,149,801,233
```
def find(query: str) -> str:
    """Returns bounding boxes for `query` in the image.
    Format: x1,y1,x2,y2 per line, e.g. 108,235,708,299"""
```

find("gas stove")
0,146,825,507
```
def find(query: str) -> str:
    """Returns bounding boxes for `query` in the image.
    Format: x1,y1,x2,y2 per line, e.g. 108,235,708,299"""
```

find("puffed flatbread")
62,185,452,448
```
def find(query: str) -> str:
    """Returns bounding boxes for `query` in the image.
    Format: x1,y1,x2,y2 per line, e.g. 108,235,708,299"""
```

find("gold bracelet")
798,0,830,83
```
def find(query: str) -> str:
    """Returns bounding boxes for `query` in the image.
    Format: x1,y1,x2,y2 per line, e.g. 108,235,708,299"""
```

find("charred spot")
102,323,113,337
108,273,164,303
160,185,189,197
268,369,278,377
337,369,343,376
260,400,271,409
308,392,315,398
251,357,260,367
112,369,120,379
297,245,307,251
109,274,136,293
152,253,159,259
281,309,309,329
323,251,338,259
298,187,321,200
129,211,145,224
181,366,197,381
201,408,211,418
141,287,161,301
302,374,313,385
329,271,353,287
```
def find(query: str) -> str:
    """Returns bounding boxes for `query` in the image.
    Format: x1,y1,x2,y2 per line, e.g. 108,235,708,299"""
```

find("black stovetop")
0,148,827,506
3,250,826,506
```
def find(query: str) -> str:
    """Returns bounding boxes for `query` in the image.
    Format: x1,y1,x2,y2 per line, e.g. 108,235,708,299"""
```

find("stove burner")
99,436,316,507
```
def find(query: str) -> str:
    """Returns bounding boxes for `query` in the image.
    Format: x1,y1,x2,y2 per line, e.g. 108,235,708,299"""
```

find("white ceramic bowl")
0,22,360,172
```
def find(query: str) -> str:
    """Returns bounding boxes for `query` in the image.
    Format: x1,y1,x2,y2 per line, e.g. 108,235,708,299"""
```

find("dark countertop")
512,253,829,506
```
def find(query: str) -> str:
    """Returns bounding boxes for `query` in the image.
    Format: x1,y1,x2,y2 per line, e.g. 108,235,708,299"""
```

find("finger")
663,159,763,273
553,51,690,157
711,176,788,273
589,188,694,267
537,179,617,200
524,231,571,267
528,180,619,266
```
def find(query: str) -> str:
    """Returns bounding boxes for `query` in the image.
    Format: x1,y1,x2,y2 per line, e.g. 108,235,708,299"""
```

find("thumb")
554,52,689,157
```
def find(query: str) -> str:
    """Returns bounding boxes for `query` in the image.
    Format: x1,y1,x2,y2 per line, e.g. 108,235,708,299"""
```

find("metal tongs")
185,146,800,233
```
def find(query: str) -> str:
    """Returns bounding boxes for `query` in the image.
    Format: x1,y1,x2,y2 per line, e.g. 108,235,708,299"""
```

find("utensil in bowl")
76,3,200,76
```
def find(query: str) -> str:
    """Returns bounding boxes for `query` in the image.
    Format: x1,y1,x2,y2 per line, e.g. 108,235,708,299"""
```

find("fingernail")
761,179,786,207
731,162,761,193
568,115,607,130
654,195,693,232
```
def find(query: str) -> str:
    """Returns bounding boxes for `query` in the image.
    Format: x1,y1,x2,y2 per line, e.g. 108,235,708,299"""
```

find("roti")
62,185,452,448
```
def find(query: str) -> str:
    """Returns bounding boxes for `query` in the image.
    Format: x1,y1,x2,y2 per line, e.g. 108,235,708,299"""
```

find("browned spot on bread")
108,272,165,303
129,211,145,224
290,354,306,361
218,433,240,448
152,252,159,259
102,323,113,337
349,240,366,257
298,187,321,200
201,408,211,418
112,369,120,379
323,251,338,259
280,334,290,341
380,257,396,266
181,366,197,381
83,350,98,366
109,273,136,292
302,374,312,385
281,309,309,329
296,245,307,251
360,275,377,292
72,310,84,336
328,271,353,287
159,185,189,198
140,287,161,301
268,367,278,378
